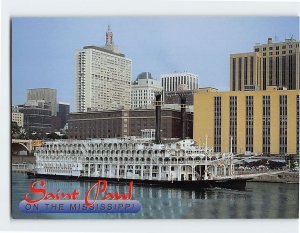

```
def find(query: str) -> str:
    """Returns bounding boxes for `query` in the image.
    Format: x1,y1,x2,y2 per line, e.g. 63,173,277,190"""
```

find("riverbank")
11,155,35,164
248,171,299,183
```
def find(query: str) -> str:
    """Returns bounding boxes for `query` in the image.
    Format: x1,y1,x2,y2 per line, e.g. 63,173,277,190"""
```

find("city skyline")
12,16,299,111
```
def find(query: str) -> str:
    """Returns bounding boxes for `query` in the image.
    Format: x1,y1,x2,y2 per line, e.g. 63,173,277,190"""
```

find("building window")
232,58,236,91
269,57,273,86
250,56,254,85
229,96,238,153
282,56,286,87
244,57,248,86
238,58,242,91
262,95,271,154
276,57,279,86
263,58,267,90
245,96,254,152
214,96,222,152
279,95,288,154
288,55,295,89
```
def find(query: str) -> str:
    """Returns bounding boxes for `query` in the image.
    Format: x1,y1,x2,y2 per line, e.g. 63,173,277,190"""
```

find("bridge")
11,139,44,155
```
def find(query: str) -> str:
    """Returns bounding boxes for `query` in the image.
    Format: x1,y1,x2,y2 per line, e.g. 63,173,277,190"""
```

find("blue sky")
12,17,299,111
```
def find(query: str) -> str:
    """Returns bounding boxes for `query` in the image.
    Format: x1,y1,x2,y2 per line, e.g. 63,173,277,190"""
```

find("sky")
12,16,299,111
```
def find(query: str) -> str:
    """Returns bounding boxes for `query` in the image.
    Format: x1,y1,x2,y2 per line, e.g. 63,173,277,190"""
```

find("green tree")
11,121,21,139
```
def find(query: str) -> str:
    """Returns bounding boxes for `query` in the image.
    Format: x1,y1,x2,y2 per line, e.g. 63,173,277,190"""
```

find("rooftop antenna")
105,25,113,48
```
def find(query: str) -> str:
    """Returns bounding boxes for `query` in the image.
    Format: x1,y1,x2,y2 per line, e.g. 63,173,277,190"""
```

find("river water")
11,172,299,219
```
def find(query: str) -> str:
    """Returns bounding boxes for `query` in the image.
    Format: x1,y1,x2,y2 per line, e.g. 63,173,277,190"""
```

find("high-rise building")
57,102,70,129
164,84,199,106
230,37,300,91
27,88,57,116
161,72,198,92
11,106,24,127
19,100,52,132
75,26,132,112
193,87,299,155
131,72,162,109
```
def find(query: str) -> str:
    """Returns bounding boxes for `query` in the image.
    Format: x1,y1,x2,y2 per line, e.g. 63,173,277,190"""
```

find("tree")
11,121,21,139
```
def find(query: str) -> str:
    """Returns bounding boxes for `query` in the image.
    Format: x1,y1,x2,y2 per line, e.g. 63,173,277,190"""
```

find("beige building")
75,26,132,112
230,37,300,91
12,112,24,127
194,87,299,155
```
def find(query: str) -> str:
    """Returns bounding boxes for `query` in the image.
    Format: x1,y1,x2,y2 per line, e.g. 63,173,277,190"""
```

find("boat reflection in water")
12,172,299,219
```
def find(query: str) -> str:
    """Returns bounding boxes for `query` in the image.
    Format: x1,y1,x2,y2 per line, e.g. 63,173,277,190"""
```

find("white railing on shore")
12,163,34,172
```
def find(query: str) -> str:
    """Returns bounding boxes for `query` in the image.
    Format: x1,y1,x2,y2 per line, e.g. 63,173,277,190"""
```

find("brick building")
67,108,193,140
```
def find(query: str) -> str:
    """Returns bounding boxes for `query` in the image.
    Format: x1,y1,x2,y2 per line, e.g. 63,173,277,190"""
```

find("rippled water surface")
11,172,299,219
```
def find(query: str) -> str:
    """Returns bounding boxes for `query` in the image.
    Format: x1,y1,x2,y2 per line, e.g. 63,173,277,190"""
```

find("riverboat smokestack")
180,96,186,140
155,93,162,144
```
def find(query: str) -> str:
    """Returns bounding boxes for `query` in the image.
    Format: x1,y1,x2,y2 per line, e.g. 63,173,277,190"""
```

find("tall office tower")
75,26,132,112
161,72,198,92
57,102,70,129
230,37,300,91
131,72,162,109
27,88,57,116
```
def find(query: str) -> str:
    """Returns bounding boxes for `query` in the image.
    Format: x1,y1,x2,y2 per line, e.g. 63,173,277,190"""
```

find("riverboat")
28,136,250,190
27,94,249,190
